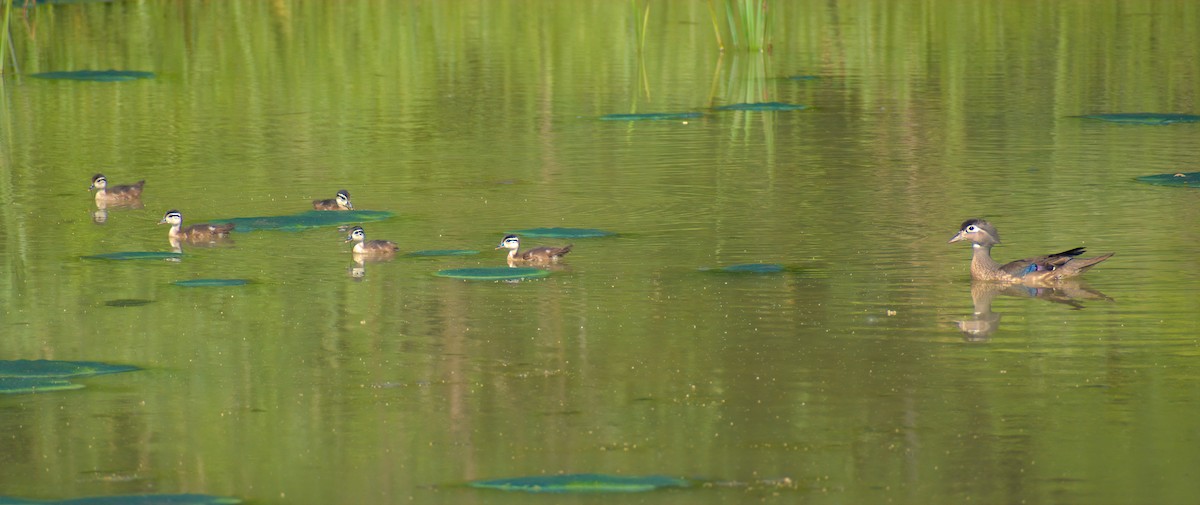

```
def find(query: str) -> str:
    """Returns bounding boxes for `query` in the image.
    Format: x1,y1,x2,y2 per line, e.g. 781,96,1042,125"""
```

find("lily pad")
1136,172,1200,187
0,359,140,378
468,474,693,493
104,299,153,307
707,263,786,273
788,75,820,81
405,250,480,257
209,210,393,232
0,378,83,395
31,70,155,82
0,494,241,505
507,227,615,239
82,251,182,261
714,102,807,111
435,267,550,281
600,112,703,121
173,279,250,287
1075,113,1200,125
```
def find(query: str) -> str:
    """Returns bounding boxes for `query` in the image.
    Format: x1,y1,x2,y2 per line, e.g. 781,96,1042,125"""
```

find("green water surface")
2,1,1199,505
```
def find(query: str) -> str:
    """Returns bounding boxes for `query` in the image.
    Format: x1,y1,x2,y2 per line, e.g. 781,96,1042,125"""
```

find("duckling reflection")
956,281,1113,341
90,190,144,224
348,258,366,280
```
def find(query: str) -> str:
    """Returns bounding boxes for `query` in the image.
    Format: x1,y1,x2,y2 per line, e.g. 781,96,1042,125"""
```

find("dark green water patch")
0,378,83,394
704,263,786,274
104,299,153,307
31,70,155,82
467,474,693,493
209,210,393,232
507,227,615,238
405,250,480,257
435,267,550,281
0,359,139,378
82,251,182,261
0,494,241,505
600,112,703,121
787,75,820,81
1075,113,1200,125
714,102,807,111
174,279,250,287
1136,172,1200,187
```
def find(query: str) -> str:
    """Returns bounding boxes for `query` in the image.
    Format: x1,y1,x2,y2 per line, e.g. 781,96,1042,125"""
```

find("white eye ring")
966,225,978,232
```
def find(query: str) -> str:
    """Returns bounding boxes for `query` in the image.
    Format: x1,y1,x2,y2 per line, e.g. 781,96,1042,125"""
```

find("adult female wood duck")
158,210,235,242
90,174,145,202
948,218,1113,283
345,226,398,256
313,190,353,210
495,234,572,264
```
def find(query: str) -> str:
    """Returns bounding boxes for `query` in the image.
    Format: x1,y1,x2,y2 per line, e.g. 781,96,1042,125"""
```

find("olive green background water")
2,1,1200,504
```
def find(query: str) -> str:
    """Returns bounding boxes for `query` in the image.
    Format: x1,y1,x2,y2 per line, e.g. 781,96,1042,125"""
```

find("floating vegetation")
705,263,786,273
1075,113,1200,125
435,267,550,281
788,75,819,81
1135,172,1200,187
0,494,241,505
209,210,393,232
31,70,155,82
82,251,182,261
0,359,139,378
714,102,807,111
104,299,153,307
405,250,480,257
467,474,693,493
0,378,83,395
507,227,615,239
600,112,703,121
173,279,250,287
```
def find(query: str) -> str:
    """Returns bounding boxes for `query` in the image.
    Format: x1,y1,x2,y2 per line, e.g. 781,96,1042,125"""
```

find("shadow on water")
956,282,1114,342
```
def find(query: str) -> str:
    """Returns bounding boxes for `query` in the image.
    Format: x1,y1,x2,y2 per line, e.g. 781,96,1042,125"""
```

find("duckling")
345,226,399,255
158,210,235,242
948,218,1113,284
90,174,145,202
496,234,572,264
313,190,353,210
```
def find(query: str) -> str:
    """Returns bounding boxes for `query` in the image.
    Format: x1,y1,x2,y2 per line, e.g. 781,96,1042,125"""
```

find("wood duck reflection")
313,190,353,210
956,281,1113,341
495,234,571,266
159,210,235,243
949,219,1112,284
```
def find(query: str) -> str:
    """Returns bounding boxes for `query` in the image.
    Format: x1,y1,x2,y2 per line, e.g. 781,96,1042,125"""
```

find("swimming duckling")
495,234,572,264
345,226,398,256
90,174,145,202
313,190,353,210
158,210,235,242
948,218,1113,284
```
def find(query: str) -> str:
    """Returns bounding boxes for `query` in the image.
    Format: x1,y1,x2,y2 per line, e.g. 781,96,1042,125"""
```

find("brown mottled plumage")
345,226,398,256
948,219,1112,284
158,210,234,242
313,190,353,210
495,234,572,264
90,174,145,202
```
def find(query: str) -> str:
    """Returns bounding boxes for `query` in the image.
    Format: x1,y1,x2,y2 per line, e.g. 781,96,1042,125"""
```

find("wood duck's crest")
314,190,353,210
90,173,145,201
345,226,398,255
949,218,1000,247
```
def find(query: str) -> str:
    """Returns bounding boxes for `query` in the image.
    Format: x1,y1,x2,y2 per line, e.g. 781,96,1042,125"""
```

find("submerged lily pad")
209,210,393,232
1136,172,1200,187
714,102,807,111
173,279,250,287
507,227,615,239
82,251,182,261
31,70,155,82
0,378,83,395
600,112,703,121
1075,113,1200,125
0,494,241,505
0,359,139,378
104,299,153,307
707,263,786,274
468,474,693,493
405,250,480,257
788,75,820,81
435,267,550,281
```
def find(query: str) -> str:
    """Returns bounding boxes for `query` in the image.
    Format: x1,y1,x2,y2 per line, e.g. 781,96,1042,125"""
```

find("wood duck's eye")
966,225,979,232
